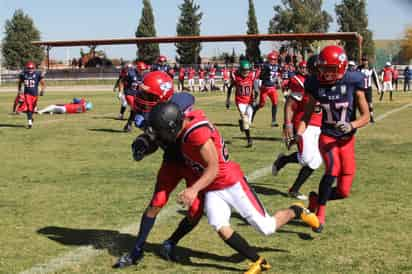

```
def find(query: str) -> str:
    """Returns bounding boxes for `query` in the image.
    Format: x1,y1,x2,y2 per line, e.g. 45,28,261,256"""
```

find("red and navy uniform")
124,68,143,110
305,71,367,222
65,99,87,113
258,62,279,107
19,70,43,112
152,64,174,78
231,70,256,105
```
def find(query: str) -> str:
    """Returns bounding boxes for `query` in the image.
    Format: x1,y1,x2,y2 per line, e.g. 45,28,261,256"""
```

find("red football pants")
259,86,278,108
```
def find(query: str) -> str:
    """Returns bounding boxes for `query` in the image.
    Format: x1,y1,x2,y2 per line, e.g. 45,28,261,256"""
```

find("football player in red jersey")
12,93,27,114
221,65,230,92
177,66,186,91
273,61,323,200
18,61,46,128
208,65,217,91
198,67,207,92
297,45,370,232
117,102,319,273
187,66,196,92
226,60,256,147
380,62,394,101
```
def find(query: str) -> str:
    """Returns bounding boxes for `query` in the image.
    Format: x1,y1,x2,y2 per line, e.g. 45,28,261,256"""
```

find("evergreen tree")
245,0,261,63
335,0,375,61
230,48,237,64
2,9,44,69
136,0,160,64
176,0,203,65
268,0,332,54
400,26,412,63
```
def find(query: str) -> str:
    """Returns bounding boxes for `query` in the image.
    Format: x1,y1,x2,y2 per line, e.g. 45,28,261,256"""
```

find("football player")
226,60,256,147
124,102,320,273
12,93,27,114
37,98,93,114
17,61,46,128
177,66,186,91
198,67,207,92
297,45,370,232
151,55,174,78
380,62,394,101
187,66,196,92
113,63,131,120
208,65,217,91
357,56,381,123
273,61,322,200
256,51,280,127
221,65,230,92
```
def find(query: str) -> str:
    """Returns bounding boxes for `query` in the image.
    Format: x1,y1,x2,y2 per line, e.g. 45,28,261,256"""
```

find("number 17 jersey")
305,71,366,138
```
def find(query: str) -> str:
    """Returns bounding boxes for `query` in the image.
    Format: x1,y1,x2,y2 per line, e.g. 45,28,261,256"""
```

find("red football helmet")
297,61,307,75
136,61,148,72
135,71,174,113
158,55,167,63
25,61,35,72
267,51,279,63
317,45,348,84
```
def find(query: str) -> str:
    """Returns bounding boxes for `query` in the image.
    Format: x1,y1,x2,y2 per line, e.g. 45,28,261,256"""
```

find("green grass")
0,89,412,274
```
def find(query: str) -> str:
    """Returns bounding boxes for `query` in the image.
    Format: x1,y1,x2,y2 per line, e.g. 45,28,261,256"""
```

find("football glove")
335,121,353,134
40,90,44,96
134,114,145,128
131,133,159,161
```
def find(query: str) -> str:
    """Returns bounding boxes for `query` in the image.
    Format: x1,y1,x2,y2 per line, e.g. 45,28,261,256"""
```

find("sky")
1,0,411,62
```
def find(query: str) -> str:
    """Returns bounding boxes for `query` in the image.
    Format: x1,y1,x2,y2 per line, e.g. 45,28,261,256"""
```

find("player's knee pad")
241,115,250,130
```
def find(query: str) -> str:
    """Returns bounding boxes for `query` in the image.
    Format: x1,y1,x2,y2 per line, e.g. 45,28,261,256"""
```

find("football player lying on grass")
37,98,93,114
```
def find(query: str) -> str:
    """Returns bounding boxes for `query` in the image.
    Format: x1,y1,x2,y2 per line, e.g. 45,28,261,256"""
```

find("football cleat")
288,191,308,201
292,202,320,229
246,139,253,148
308,191,318,213
159,240,178,261
271,121,279,127
238,119,245,132
112,252,143,269
312,223,324,233
272,153,285,176
123,123,132,132
244,257,271,274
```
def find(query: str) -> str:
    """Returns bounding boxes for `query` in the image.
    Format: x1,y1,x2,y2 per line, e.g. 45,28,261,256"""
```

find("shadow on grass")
214,122,239,128
250,184,289,197
232,136,282,142
37,226,287,272
0,123,25,128
88,128,125,133
92,116,121,121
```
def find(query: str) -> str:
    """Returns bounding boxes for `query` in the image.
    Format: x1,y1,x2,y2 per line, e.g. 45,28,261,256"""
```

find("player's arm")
372,68,381,92
113,77,121,92
39,78,46,96
352,90,370,129
296,93,315,136
178,138,219,207
283,96,297,149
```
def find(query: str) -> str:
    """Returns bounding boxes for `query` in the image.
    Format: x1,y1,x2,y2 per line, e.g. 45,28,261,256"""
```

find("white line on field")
19,164,273,274
18,103,412,274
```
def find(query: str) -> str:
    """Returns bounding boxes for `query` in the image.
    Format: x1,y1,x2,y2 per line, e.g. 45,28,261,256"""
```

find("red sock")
316,205,326,225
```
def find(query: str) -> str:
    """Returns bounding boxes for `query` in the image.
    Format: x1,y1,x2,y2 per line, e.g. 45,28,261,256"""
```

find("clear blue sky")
1,0,411,62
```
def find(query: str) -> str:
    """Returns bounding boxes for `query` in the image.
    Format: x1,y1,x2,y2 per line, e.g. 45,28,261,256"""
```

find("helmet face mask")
239,60,251,77
267,51,279,64
297,61,307,75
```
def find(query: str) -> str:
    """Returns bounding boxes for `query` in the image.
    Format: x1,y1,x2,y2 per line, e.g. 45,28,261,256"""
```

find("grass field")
1,89,412,274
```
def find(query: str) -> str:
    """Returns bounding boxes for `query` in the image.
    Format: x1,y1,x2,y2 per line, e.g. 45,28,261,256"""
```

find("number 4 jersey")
305,71,367,138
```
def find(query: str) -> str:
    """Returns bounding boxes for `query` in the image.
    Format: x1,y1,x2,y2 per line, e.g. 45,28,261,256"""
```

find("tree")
175,0,203,65
2,9,44,69
268,0,332,54
245,0,261,63
230,48,237,64
400,26,412,63
335,0,375,61
135,0,160,64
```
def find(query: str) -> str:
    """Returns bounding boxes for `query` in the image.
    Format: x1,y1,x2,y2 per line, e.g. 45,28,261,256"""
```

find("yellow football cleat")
244,257,271,274
292,202,320,229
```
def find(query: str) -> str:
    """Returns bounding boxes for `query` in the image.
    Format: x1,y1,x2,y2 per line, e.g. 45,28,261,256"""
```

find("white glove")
335,121,353,134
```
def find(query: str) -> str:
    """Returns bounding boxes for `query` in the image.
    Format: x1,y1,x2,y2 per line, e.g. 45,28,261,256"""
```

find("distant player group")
13,44,391,273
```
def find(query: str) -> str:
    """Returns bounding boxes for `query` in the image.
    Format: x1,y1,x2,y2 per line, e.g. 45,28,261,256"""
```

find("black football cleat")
246,139,253,148
159,240,179,261
312,223,324,233
112,252,143,269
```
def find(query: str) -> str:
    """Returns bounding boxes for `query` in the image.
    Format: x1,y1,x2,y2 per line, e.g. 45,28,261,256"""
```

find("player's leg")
314,134,341,232
237,104,253,147
118,92,127,120
272,151,299,176
24,94,37,128
123,95,136,132
267,88,279,127
113,162,182,268
389,82,393,101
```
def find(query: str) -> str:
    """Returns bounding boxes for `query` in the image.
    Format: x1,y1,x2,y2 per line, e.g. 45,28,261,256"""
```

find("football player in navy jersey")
297,45,370,233
151,55,174,78
257,51,280,126
18,61,46,128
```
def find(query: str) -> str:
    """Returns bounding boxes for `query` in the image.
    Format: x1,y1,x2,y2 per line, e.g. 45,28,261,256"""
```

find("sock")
290,166,314,193
318,174,336,205
316,205,326,224
131,214,156,258
120,106,126,115
168,217,199,245
390,91,393,100
245,129,251,141
289,204,303,219
224,232,259,262
271,105,277,122
27,112,33,120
